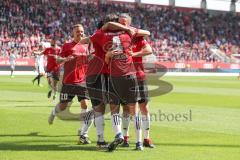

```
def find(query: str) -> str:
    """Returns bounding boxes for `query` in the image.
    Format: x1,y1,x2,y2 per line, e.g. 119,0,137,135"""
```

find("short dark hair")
104,13,119,23
97,14,119,29
97,20,104,29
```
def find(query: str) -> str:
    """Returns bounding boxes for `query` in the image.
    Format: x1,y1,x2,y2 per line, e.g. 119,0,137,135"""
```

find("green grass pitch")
0,75,240,160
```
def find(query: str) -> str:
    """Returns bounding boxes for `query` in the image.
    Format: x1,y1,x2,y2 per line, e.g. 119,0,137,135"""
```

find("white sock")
142,114,150,139
133,115,142,143
94,112,105,142
79,109,87,131
111,113,122,135
80,110,93,136
52,104,61,116
122,114,130,137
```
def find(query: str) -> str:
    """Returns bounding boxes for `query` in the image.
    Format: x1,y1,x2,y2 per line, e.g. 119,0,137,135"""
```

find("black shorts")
137,79,149,103
86,74,109,107
60,84,89,103
109,74,138,105
47,71,59,81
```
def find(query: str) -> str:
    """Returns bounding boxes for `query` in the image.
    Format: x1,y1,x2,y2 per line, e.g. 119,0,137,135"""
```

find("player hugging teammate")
47,13,154,152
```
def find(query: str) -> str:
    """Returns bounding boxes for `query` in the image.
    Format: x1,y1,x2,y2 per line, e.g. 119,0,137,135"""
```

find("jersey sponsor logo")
112,54,128,60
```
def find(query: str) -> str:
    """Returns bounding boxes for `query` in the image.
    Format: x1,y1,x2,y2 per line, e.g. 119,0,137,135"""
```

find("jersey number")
60,93,68,100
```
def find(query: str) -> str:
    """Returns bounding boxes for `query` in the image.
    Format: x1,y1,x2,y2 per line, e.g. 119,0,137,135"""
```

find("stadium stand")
0,0,240,62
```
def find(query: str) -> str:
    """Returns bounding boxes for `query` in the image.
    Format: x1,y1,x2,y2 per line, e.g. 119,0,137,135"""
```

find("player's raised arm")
57,56,75,64
102,22,129,31
135,29,151,37
131,44,152,57
102,21,151,37
102,22,136,36
55,55,68,64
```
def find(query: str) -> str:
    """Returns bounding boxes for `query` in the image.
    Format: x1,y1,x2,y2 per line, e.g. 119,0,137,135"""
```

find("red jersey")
132,37,148,81
43,47,61,72
89,29,109,75
90,29,135,77
60,41,87,84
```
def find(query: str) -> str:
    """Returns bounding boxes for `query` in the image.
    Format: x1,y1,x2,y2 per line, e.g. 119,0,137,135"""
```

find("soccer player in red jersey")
48,24,93,144
82,15,134,151
80,14,150,151
117,13,155,148
82,15,129,150
104,28,145,151
80,14,139,149
85,14,151,151
43,39,61,100
83,21,112,149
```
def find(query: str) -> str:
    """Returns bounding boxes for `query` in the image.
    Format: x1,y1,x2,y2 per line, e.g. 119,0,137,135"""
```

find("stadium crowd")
0,0,239,62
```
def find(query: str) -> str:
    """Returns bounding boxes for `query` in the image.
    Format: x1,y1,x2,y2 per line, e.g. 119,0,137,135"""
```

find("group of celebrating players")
33,13,154,151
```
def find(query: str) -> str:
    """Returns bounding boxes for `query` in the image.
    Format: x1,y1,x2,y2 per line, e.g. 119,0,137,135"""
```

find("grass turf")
0,75,240,160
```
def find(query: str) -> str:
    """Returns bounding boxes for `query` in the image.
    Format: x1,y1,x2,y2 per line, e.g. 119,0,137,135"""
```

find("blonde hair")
71,24,84,37
119,13,132,25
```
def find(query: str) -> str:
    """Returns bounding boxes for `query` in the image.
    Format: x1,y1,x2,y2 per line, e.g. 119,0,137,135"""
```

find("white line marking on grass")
163,72,239,76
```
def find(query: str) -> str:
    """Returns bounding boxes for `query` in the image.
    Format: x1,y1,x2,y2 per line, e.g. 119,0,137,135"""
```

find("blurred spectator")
0,0,239,62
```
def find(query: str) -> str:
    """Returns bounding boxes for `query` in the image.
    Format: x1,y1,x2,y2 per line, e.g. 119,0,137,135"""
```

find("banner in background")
0,58,240,70
0,58,35,66
155,62,240,69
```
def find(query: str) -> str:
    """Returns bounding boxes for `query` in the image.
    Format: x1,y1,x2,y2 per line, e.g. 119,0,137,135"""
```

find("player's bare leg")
47,76,57,98
48,99,93,145
48,102,68,125
47,77,53,98
51,78,58,100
